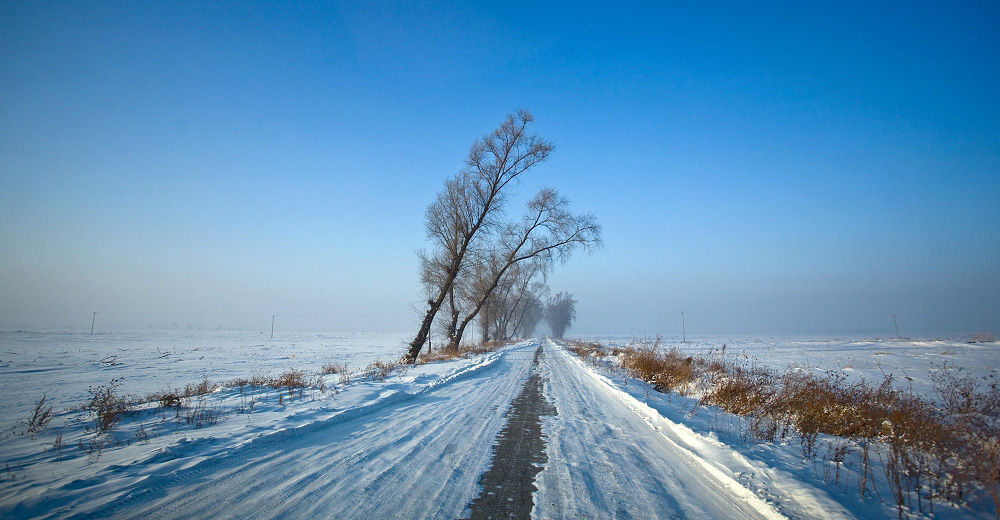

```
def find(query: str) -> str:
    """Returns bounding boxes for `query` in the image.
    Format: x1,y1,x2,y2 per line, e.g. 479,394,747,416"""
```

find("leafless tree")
544,292,577,339
404,110,553,363
520,293,546,337
449,188,601,348
482,260,547,342
510,284,545,338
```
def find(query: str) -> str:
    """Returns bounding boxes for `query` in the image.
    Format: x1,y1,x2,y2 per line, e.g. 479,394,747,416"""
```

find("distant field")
569,333,1000,399
0,330,410,433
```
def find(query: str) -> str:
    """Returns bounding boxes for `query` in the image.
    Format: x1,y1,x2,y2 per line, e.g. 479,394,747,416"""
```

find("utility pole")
271,315,275,339
681,311,686,343
91,312,97,336
893,314,900,340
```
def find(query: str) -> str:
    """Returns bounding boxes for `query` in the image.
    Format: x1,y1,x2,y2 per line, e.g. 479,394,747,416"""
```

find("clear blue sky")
2,1,998,337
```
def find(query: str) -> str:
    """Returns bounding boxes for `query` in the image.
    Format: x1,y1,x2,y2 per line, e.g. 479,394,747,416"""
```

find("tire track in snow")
534,339,787,520
77,344,539,520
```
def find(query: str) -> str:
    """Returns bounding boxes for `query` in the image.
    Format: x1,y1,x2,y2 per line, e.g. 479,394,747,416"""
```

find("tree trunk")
406,303,438,363
454,316,473,351
445,286,460,352
405,267,459,362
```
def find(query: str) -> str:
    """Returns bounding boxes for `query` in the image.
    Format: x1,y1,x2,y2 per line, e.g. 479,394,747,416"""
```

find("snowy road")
535,340,783,519
31,340,789,519
90,346,537,519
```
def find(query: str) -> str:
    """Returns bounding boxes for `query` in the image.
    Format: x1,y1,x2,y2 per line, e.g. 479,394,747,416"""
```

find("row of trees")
404,110,600,362
475,276,579,343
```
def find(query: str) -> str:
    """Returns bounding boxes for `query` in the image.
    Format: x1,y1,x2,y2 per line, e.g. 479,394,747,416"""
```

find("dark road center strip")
466,345,557,520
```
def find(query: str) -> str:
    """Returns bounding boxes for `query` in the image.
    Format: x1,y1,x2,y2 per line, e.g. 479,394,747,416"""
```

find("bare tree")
544,292,577,339
514,284,548,338
510,283,545,338
404,110,553,363
449,188,601,349
486,260,547,341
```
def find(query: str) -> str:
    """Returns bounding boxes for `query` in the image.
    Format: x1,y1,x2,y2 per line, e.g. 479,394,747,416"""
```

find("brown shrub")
620,346,699,395
565,340,606,358
85,379,133,433
322,362,348,374
225,371,312,390
272,369,309,388
184,379,215,397
972,331,996,343
702,365,778,416
362,360,404,382
149,391,182,408
418,349,465,363
24,394,54,434
416,339,515,364
147,378,216,408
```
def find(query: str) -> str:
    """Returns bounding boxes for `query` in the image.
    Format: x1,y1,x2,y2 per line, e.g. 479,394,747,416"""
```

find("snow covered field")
1,330,998,518
568,334,1000,518
573,333,1000,399
0,330,412,435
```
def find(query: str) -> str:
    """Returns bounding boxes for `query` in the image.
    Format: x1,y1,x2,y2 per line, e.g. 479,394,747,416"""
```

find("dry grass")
418,349,465,363
84,378,133,433
141,369,319,423
702,363,781,442
477,340,515,351
569,339,1000,516
361,360,407,382
322,362,348,374
416,340,514,364
23,394,54,434
620,345,698,395
226,370,314,390
147,378,217,408
564,340,605,358
271,369,310,388
972,330,996,343
183,401,221,428
150,391,183,408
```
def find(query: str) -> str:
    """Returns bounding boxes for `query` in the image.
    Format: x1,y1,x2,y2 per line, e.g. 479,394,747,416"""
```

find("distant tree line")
404,110,600,362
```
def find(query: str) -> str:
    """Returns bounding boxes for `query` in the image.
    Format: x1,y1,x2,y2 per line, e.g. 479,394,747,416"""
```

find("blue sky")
1,1,998,337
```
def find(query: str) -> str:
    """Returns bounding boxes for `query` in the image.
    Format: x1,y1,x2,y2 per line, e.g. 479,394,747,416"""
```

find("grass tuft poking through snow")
415,340,513,364
972,331,996,343
361,360,406,382
322,362,348,374
23,395,53,435
85,378,135,433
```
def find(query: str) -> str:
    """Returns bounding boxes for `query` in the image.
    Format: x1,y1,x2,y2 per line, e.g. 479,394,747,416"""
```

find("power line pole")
91,312,97,336
681,311,686,343
893,314,900,340
271,315,275,339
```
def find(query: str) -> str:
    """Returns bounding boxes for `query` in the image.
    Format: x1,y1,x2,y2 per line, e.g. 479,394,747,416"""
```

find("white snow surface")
572,333,1000,400
2,330,998,518
535,340,790,519
0,330,412,434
